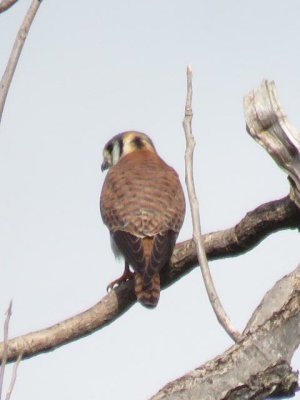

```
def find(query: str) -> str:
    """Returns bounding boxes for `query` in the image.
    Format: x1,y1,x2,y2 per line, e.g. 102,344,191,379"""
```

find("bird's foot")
106,267,134,292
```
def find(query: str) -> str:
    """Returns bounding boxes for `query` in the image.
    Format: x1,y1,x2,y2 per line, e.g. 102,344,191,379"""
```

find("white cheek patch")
122,140,131,155
112,142,120,166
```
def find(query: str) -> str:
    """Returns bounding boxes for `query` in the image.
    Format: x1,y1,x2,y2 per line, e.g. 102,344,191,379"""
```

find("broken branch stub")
244,80,300,208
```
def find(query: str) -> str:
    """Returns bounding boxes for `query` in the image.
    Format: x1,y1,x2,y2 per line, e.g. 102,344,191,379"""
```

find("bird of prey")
100,131,185,308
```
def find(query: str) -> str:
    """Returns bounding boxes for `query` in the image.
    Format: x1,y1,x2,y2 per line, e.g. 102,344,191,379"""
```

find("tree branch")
244,80,300,208
183,65,240,342
0,0,42,124
0,0,18,13
5,353,21,400
150,265,300,400
0,302,21,400
0,302,12,399
0,196,298,364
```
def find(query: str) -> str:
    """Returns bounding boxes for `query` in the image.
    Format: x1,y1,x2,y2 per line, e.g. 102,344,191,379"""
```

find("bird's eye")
132,137,144,149
106,144,113,153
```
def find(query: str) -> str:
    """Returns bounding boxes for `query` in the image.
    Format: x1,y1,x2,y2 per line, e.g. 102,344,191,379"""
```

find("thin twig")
182,65,240,342
0,0,18,13
0,302,12,400
0,0,42,124
5,353,22,400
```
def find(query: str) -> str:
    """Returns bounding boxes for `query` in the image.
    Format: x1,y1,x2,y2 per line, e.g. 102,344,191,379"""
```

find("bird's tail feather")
135,273,160,308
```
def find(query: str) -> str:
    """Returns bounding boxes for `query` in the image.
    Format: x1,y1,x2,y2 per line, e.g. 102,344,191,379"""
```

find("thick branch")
0,0,18,13
166,195,300,285
0,0,41,124
183,66,240,342
150,265,300,400
244,80,300,208
0,196,298,363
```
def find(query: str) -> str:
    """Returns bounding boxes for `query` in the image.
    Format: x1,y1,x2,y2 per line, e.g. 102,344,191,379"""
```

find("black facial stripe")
133,137,144,149
106,143,113,153
118,138,124,156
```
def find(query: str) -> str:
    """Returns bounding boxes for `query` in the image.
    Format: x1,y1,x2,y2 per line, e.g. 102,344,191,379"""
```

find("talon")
106,280,121,292
106,262,134,292
106,283,114,292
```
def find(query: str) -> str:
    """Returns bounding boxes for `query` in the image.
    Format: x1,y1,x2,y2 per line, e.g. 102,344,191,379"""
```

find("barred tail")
134,273,160,308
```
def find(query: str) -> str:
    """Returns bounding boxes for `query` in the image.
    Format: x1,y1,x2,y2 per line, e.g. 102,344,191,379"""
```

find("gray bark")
150,265,300,400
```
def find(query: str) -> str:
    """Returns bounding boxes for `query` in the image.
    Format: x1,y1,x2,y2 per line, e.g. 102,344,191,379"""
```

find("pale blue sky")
0,1,299,399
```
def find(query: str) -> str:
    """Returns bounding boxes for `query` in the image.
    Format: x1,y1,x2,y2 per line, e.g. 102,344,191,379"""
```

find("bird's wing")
112,230,146,275
112,230,177,280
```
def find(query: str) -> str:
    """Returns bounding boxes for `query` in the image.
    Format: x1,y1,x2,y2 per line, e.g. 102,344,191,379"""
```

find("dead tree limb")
183,66,240,342
0,302,12,398
0,303,21,400
5,353,21,400
0,0,42,124
150,265,300,400
0,0,18,13
0,195,298,364
244,80,300,208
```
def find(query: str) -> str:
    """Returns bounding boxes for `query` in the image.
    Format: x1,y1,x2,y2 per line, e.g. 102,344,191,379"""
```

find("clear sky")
0,1,299,399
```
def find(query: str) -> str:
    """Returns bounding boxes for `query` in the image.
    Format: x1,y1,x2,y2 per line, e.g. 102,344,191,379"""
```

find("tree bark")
244,80,300,208
150,265,300,400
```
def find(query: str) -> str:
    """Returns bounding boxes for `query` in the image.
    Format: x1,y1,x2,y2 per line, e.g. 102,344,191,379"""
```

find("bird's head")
101,131,156,171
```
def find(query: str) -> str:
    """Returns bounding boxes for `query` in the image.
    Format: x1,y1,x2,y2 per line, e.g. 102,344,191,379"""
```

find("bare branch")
5,353,22,400
150,265,300,400
0,0,18,13
183,66,240,342
169,196,299,282
0,0,42,124
244,80,300,208
0,196,298,364
0,301,12,400
0,282,136,364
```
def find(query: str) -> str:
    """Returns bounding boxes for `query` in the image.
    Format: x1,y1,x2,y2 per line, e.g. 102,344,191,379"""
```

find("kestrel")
100,131,185,308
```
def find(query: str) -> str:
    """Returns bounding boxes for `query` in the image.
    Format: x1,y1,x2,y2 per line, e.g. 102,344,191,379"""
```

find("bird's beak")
101,160,109,172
